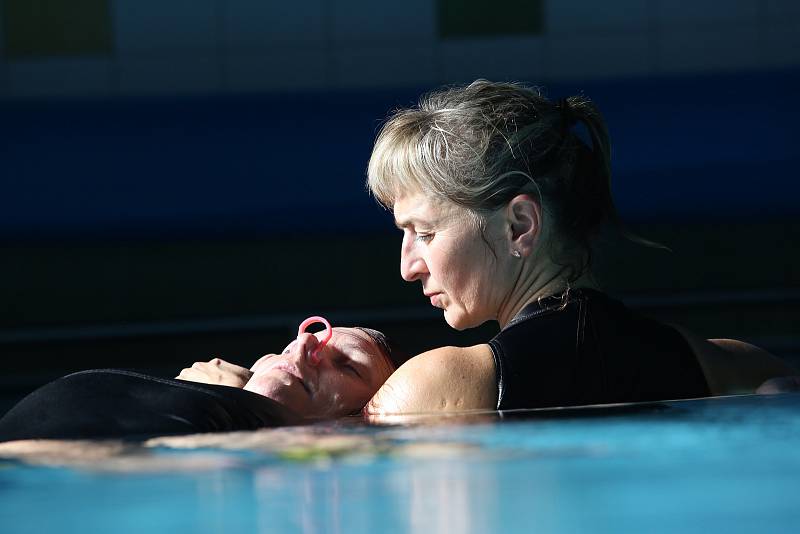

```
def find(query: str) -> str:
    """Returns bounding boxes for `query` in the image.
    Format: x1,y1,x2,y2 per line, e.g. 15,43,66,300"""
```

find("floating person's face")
245,327,395,419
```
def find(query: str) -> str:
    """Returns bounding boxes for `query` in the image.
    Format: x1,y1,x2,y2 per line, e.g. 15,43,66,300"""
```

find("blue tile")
0,63,8,98
0,6,5,59
546,32,651,80
440,36,545,84
113,0,218,53
762,22,800,68
225,47,328,92
117,55,220,94
331,0,436,43
223,0,326,47
655,0,759,25
333,45,437,88
765,0,800,19
546,0,649,33
657,25,760,73
6,58,113,97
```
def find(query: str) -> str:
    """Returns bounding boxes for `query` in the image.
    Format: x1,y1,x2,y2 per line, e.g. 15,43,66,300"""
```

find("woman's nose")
291,333,322,366
400,234,428,282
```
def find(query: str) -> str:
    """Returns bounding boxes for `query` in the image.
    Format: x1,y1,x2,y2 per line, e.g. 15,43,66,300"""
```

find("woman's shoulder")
365,343,497,415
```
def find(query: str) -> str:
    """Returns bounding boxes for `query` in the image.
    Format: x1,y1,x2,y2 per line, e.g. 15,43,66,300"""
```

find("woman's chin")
443,309,471,331
444,308,491,331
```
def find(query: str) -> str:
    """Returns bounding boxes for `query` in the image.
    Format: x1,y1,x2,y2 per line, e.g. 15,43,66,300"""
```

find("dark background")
1,1,798,413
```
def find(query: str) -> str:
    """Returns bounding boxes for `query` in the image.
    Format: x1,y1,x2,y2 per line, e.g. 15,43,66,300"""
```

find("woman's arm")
674,326,798,395
364,344,497,415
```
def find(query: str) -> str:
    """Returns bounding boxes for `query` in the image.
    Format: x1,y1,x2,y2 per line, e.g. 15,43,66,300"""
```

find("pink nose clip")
297,316,332,365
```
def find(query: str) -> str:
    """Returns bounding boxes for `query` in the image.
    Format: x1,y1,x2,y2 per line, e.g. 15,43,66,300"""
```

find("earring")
511,250,521,258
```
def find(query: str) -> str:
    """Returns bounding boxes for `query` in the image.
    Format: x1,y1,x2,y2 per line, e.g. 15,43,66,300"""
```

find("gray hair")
367,79,635,278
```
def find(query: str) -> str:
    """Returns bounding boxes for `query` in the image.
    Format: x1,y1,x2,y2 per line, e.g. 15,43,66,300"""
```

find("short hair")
352,327,411,371
367,79,659,281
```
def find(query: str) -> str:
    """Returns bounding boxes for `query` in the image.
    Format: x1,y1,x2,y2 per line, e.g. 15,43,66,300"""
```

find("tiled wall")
0,0,798,97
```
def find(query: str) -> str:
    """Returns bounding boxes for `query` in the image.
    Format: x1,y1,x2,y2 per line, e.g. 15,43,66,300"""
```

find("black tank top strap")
489,289,710,410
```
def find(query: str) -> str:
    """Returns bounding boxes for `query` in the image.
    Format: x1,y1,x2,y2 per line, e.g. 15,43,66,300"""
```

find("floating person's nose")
294,333,321,366
295,316,332,366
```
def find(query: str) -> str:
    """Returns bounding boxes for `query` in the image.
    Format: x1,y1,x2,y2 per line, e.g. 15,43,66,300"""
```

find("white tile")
117,55,220,94
6,58,113,97
225,47,328,92
657,25,760,73
222,0,326,48
440,36,545,84
764,0,800,19
112,0,218,54
762,22,800,68
654,0,760,26
332,45,437,88
330,0,436,43
546,0,649,33
545,32,650,81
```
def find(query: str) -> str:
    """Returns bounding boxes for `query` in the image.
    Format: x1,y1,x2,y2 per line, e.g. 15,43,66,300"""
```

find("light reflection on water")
1,394,799,534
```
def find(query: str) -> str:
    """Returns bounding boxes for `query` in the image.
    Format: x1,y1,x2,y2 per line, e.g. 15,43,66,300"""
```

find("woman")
365,80,796,414
0,326,400,442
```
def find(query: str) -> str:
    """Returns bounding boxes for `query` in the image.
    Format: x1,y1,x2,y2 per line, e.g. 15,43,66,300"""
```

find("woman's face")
246,328,394,418
393,192,509,330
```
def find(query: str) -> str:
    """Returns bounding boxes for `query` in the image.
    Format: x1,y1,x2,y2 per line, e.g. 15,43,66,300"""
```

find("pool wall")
1,70,798,409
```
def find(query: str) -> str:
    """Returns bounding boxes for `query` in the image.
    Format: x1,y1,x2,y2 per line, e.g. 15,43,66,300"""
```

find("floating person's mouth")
270,363,312,396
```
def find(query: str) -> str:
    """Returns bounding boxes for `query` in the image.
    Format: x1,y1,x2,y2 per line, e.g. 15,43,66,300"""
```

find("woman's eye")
343,364,360,378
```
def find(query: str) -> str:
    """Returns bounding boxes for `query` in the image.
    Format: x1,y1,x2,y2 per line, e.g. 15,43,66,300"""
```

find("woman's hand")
176,358,253,388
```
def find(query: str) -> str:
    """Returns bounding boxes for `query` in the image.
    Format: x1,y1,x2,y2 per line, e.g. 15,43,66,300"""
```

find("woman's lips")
426,292,443,308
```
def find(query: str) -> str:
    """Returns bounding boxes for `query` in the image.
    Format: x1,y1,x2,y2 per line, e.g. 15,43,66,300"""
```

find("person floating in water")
2,80,797,444
0,319,403,442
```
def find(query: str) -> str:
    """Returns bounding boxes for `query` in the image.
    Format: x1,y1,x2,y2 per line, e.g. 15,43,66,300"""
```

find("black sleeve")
0,369,299,442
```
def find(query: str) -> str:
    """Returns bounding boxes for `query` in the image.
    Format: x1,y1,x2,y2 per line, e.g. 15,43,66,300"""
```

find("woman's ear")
506,194,542,256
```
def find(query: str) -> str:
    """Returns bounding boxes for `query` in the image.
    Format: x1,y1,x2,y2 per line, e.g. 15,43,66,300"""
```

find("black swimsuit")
1,291,710,440
489,289,710,410
0,369,298,442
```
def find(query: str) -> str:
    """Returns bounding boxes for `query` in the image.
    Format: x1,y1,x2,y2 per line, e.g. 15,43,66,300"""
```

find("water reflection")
4,394,800,533
406,459,497,534
247,444,504,533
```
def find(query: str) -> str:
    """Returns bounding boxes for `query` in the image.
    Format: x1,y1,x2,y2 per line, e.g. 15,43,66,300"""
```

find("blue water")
2,393,799,533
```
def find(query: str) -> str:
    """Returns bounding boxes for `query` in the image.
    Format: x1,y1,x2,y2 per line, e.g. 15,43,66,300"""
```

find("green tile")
2,0,112,59
438,0,544,39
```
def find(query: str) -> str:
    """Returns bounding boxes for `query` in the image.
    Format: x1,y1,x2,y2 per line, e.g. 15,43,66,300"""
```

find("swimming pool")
2,393,798,533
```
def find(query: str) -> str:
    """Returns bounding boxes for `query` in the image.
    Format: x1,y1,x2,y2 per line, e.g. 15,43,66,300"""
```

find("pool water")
1,393,799,533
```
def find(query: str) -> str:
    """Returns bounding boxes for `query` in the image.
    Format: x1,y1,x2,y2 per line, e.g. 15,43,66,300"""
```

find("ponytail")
565,96,670,254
